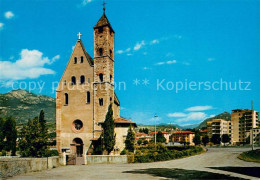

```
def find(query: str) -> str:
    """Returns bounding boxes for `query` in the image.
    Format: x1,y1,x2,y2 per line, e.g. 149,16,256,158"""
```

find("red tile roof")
149,131,170,135
172,131,194,134
135,132,147,136
114,117,137,127
200,130,208,133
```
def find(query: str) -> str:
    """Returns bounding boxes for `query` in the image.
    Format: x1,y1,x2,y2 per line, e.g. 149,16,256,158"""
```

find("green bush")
134,145,204,163
1,150,7,156
43,149,59,157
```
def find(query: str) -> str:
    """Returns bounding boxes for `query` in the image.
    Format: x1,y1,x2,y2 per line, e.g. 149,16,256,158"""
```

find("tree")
3,117,17,156
137,139,142,145
143,140,148,145
125,125,135,152
156,131,166,143
143,128,149,134
221,134,230,146
0,117,4,151
193,133,201,145
103,104,115,154
211,134,221,145
18,114,49,157
202,135,209,146
38,110,48,155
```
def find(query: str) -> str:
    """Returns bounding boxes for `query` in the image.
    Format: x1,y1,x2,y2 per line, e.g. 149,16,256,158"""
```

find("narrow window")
71,76,76,85
88,78,90,83
64,80,67,85
81,56,83,63
65,93,68,105
110,75,112,82
99,98,103,106
99,73,103,82
110,49,112,58
87,91,90,104
74,57,77,64
99,48,103,56
80,75,85,84
98,27,103,33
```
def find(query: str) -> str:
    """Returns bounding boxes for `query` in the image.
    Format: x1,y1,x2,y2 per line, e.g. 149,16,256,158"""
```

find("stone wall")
86,155,128,164
0,156,60,178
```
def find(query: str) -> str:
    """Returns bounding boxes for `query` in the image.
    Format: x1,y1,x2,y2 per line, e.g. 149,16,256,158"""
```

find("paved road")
12,148,260,180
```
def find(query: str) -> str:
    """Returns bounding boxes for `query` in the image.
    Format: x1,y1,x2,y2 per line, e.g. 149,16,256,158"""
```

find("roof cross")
103,0,106,13
77,32,82,40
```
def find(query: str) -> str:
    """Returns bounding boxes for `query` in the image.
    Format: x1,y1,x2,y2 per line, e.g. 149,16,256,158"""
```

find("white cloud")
156,60,177,65
116,50,124,54
156,62,165,65
166,60,177,64
185,105,213,111
4,11,14,19
0,49,59,80
150,39,159,45
126,53,132,56
125,48,131,52
0,23,4,30
134,41,145,51
167,112,187,117
174,112,207,123
143,67,151,70
81,0,93,6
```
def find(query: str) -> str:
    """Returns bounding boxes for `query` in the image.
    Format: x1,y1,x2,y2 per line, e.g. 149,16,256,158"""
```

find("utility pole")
154,114,158,145
251,100,254,151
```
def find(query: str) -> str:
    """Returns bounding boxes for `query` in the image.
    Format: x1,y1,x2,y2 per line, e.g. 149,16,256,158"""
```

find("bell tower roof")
94,13,114,33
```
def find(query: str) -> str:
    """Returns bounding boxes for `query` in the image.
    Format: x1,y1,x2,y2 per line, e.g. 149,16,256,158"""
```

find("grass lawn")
238,149,260,163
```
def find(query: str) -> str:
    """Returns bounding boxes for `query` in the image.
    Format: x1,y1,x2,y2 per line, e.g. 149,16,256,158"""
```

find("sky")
0,0,259,126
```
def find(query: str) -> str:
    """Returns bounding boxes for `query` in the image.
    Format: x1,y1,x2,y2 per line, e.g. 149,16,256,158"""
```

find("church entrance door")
67,138,84,165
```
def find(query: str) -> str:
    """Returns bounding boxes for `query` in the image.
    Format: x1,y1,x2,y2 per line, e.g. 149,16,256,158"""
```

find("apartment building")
207,119,230,138
171,131,195,145
231,109,259,145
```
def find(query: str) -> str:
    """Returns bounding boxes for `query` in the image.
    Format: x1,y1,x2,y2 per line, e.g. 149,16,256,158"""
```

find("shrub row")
134,144,204,163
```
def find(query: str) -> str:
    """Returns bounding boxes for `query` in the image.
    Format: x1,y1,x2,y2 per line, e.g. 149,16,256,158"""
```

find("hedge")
134,144,204,163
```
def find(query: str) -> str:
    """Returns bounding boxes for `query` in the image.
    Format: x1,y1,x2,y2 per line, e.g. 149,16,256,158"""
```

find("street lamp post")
154,114,158,145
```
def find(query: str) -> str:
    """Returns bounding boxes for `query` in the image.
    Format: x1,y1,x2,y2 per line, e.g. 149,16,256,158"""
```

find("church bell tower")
93,10,115,137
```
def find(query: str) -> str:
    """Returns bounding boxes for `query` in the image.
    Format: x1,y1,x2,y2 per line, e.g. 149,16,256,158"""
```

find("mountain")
0,90,55,124
197,112,231,129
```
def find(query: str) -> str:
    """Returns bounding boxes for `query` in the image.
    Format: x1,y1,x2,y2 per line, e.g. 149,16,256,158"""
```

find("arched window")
99,98,103,106
81,56,83,63
74,57,77,64
64,80,67,85
80,75,85,84
110,75,112,82
99,73,103,82
98,27,103,33
99,48,103,56
65,93,68,105
71,76,76,85
87,91,90,104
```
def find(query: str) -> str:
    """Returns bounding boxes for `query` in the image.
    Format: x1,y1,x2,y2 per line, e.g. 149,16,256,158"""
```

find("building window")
110,49,112,58
65,93,68,105
74,57,77,64
73,120,83,131
99,98,103,106
110,75,112,82
99,48,103,56
99,73,103,82
81,56,84,63
64,80,67,85
71,76,76,85
88,78,90,83
98,27,103,33
87,91,90,104
80,75,85,84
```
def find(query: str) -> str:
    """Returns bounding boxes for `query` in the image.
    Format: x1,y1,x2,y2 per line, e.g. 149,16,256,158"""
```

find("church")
56,8,136,161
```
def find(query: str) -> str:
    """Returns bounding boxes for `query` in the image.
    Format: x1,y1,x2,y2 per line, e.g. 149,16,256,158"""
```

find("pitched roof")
135,132,147,136
149,131,170,135
78,39,94,66
94,13,114,33
114,117,137,127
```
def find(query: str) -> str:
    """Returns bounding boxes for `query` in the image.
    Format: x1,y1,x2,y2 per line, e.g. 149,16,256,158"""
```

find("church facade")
56,11,136,159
